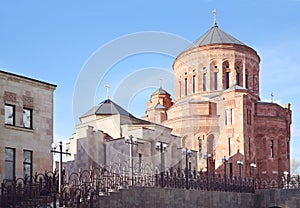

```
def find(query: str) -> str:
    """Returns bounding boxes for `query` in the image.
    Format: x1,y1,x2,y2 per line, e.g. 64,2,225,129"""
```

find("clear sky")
1,0,300,161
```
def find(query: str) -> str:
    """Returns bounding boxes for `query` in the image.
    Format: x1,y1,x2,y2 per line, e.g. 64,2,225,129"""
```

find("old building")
0,70,56,181
144,17,292,177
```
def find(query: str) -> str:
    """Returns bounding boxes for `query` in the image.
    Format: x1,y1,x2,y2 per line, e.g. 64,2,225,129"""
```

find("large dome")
190,25,246,48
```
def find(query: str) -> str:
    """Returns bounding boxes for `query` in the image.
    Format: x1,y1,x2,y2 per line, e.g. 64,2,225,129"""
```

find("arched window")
222,61,230,89
214,72,218,90
199,138,203,159
203,73,207,91
228,138,232,156
270,140,274,158
236,72,240,86
245,70,249,89
226,72,230,89
184,78,188,96
193,75,196,93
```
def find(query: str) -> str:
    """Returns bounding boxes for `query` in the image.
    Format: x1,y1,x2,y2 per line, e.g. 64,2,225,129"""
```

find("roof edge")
0,69,57,88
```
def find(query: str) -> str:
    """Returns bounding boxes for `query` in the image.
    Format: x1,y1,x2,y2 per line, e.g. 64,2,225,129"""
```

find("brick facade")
144,26,291,178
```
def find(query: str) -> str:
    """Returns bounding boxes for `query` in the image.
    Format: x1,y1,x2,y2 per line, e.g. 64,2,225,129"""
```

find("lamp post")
155,141,168,187
51,141,71,192
283,171,289,189
250,163,256,178
237,160,243,192
222,156,228,191
124,135,138,186
204,153,211,190
182,148,193,189
250,163,256,191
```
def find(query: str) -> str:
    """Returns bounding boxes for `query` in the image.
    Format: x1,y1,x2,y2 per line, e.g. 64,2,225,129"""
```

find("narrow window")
247,109,249,124
214,72,218,90
203,73,206,91
23,108,32,129
249,138,251,157
247,109,252,125
138,153,142,173
225,72,230,89
199,138,202,159
184,78,188,96
225,109,229,125
245,73,249,88
287,141,290,159
249,110,252,125
236,72,240,86
228,138,232,156
231,109,234,124
23,150,33,179
192,75,196,93
5,104,15,125
229,163,233,177
5,147,15,180
179,80,181,98
270,140,274,158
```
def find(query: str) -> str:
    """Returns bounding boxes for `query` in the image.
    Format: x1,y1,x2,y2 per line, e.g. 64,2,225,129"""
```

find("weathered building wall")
0,70,56,181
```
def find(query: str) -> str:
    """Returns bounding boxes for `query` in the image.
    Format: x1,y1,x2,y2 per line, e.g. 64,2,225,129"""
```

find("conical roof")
81,99,135,118
151,87,171,96
191,25,245,48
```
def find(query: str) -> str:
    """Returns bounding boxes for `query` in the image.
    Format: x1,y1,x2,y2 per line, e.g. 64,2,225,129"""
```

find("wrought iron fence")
1,162,299,208
1,171,58,208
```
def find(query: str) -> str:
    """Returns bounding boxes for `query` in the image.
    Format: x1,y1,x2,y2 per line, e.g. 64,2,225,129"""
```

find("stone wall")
0,70,56,181
256,189,300,208
97,187,257,208
93,187,300,208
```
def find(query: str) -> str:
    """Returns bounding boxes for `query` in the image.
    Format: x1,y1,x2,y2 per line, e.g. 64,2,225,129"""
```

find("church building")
143,14,292,178
67,14,291,179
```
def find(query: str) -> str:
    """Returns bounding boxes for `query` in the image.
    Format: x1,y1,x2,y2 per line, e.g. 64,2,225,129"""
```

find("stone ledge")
4,124,34,133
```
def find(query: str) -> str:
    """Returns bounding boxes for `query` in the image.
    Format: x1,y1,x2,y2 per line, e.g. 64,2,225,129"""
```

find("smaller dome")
151,87,170,96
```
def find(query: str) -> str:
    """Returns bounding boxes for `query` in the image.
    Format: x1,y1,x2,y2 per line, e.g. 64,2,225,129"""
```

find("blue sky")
1,0,300,161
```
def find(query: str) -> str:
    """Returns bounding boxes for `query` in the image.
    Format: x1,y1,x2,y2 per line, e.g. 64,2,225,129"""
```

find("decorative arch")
222,60,230,89
210,60,219,91
235,59,243,86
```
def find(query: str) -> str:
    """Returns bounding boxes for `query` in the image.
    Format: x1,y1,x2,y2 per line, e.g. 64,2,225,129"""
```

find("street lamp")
182,148,193,189
51,142,71,191
204,153,211,190
155,141,168,187
222,156,228,191
250,163,256,178
237,160,243,192
204,153,212,172
124,135,138,186
155,141,168,172
283,171,289,189
250,163,256,191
